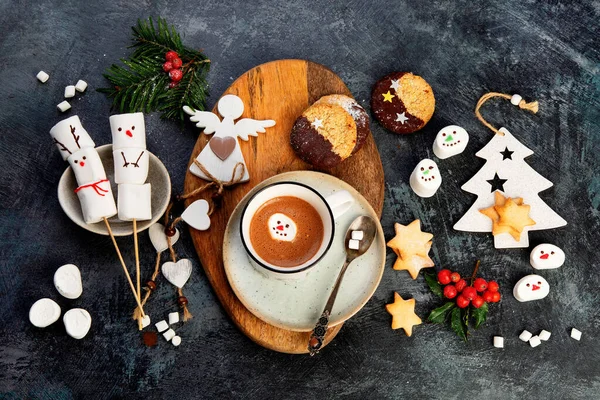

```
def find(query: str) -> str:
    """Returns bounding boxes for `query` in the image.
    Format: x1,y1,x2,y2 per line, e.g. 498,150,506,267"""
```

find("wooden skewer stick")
103,217,146,318
133,218,143,330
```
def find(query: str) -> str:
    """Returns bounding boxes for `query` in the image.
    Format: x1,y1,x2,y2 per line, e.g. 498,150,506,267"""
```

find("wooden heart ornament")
162,259,193,289
209,136,237,161
181,200,211,231
149,223,180,253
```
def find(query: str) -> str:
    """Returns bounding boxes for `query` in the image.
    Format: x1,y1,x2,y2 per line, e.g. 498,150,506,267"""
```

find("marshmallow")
64,85,76,98
29,298,61,328
68,148,107,186
63,308,92,339
351,230,364,240
172,336,182,346
530,244,565,270
163,328,176,341
155,320,169,332
348,239,360,250
539,329,551,341
36,71,50,83
529,335,541,348
513,275,550,302
511,94,523,106
117,183,152,221
141,314,151,329
75,80,88,92
50,116,95,160
113,149,149,184
519,330,533,342
53,263,83,299
410,158,442,198
57,101,71,112
571,328,582,341
75,179,117,223
433,125,469,159
168,312,180,325
110,112,146,150
493,336,504,348
268,213,297,241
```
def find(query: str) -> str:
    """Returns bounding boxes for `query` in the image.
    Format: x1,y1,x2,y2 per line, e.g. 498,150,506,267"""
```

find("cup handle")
325,190,354,220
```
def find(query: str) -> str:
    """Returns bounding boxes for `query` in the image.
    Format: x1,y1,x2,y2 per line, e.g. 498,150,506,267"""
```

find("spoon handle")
308,258,351,356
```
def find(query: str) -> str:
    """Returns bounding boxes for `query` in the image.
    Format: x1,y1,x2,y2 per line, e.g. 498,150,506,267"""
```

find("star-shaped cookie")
479,192,535,240
392,241,434,279
496,197,536,233
385,293,422,337
387,220,433,260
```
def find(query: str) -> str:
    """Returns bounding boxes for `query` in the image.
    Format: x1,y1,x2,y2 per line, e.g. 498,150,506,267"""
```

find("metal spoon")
308,215,377,356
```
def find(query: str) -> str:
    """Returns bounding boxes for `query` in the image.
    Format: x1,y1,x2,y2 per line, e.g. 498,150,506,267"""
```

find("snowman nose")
79,161,85,167
276,225,284,231
540,254,549,259
126,130,133,137
532,284,540,291
423,170,429,175
445,135,454,142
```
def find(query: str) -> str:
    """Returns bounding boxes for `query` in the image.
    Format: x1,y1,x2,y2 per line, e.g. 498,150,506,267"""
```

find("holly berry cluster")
437,269,501,309
163,50,184,88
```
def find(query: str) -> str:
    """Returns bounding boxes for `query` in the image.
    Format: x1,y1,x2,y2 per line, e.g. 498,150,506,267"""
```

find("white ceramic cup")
240,182,354,280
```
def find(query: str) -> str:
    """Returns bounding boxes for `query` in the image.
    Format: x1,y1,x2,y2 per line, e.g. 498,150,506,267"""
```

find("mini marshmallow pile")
36,71,88,112
519,329,552,348
155,312,182,346
29,264,92,339
348,230,364,250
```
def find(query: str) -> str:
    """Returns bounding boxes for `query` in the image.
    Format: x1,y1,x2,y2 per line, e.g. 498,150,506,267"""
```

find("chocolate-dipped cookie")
371,72,435,134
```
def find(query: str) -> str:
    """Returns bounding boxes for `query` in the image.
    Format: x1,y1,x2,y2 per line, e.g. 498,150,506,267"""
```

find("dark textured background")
1,0,599,399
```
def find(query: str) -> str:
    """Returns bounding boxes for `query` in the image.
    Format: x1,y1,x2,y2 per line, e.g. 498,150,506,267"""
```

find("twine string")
475,92,539,136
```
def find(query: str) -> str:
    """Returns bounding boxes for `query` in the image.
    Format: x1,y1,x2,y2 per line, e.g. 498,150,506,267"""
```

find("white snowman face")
530,244,565,270
409,158,442,198
433,125,469,159
513,274,550,302
109,112,146,150
268,213,297,242
68,148,106,185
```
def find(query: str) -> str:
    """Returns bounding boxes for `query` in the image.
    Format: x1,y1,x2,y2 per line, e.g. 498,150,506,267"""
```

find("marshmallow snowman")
112,148,149,184
109,112,146,149
513,274,550,302
49,116,117,224
410,158,442,198
268,213,297,242
530,244,565,270
433,125,469,159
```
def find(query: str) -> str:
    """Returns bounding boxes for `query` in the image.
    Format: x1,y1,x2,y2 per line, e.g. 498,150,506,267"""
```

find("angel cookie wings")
184,94,276,183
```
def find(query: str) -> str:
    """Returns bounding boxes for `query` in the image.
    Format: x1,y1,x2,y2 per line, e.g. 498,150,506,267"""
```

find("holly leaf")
428,302,455,323
424,272,443,298
451,307,468,341
472,303,489,329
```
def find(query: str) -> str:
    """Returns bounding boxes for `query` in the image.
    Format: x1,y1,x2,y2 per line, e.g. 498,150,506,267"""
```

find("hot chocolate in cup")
240,182,354,280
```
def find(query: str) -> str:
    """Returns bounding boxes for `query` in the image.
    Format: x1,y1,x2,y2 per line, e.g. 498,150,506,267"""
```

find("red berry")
487,281,499,292
171,57,183,69
162,61,173,72
455,279,467,292
450,272,461,283
491,291,501,303
437,269,452,285
474,278,488,292
482,290,495,303
168,81,178,89
462,286,477,300
165,50,179,61
456,295,470,308
169,69,183,82
472,296,485,308
443,285,458,299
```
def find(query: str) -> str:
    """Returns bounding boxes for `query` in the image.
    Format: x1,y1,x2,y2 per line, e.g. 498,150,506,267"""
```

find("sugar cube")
168,312,180,325
571,328,582,341
163,328,176,341
155,320,168,332
64,85,76,98
493,336,504,348
539,329,551,341
57,101,71,112
36,71,49,83
351,230,364,241
172,336,182,346
75,79,88,92
519,330,532,342
529,336,541,348
348,239,360,250
141,314,151,329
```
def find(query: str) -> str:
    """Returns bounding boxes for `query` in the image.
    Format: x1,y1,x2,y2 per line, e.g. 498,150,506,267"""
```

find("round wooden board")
184,59,384,354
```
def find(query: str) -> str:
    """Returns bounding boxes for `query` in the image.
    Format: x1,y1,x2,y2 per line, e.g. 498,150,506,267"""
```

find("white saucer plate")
223,171,385,332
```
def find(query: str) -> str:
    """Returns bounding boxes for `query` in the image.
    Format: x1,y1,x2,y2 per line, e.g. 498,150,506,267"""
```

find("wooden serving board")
184,59,384,354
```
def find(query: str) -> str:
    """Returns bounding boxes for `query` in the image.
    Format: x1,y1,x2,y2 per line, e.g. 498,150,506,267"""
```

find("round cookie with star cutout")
290,95,370,168
371,72,435,134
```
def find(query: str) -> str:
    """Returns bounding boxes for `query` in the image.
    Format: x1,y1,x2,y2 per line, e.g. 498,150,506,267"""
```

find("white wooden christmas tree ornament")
454,93,566,248
183,94,276,183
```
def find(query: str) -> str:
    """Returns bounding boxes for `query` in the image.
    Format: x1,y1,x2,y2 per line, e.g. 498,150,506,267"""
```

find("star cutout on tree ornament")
500,147,514,160
390,79,400,91
385,293,422,337
311,118,323,130
395,112,409,124
382,91,394,103
486,173,507,193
